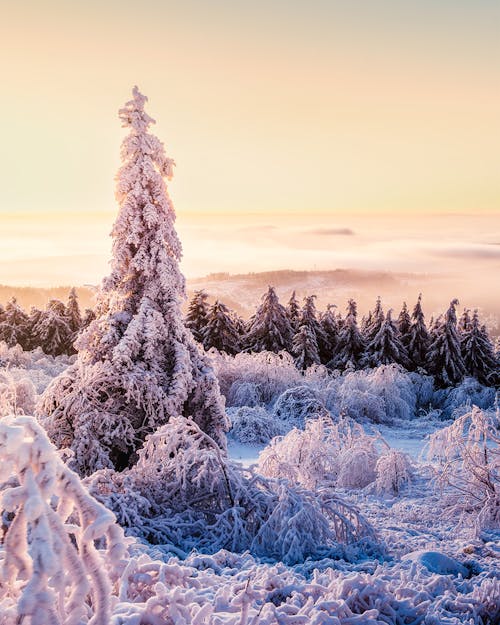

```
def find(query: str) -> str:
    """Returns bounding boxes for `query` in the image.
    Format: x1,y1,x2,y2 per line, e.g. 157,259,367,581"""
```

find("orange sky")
0,0,499,286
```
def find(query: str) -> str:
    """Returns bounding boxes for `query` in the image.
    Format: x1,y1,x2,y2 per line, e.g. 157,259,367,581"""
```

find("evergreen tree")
286,291,301,331
300,295,329,363
329,299,365,370
458,308,471,334
33,300,73,357
426,299,466,387
25,306,43,351
39,87,227,475
407,294,430,370
0,298,30,349
185,290,210,343
292,324,320,370
460,310,498,386
66,288,82,333
81,308,96,329
320,304,339,360
245,286,294,353
203,300,240,355
363,296,384,344
397,302,411,346
363,309,410,368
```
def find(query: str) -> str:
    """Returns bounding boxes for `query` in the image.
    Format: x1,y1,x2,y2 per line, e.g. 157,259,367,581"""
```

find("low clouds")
309,227,355,236
428,243,500,260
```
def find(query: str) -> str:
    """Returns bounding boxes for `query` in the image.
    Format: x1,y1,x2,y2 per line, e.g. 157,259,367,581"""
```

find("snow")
402,550,469,576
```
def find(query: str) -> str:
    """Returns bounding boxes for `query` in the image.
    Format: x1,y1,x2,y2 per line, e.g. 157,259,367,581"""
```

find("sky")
0,0,499,289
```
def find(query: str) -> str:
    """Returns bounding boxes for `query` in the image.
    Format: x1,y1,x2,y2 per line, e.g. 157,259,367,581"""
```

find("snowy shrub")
408,371,434,407
433,377,496,420
0,415,129,624
259,416,380,490
228,406,286,444
427,405,499,532
0,372,36,417
213,350,303,407
87,416,379,564
374,449,414,496
272,385,328,428
226,380,262,407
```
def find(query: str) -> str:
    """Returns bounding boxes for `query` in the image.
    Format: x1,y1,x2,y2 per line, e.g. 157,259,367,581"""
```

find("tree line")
186,288,499,388
0,288,95,356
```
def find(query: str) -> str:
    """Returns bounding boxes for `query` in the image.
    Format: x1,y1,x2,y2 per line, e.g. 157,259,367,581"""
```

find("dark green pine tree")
407,294,430,370
185,290,210,343
203,300,241,355
458,308,472,335
0,297,30,349
286,290,301,332
329,299,366,370
363,309,410,368
320,304,339,362
461,310,498,386
363,296,384,345
397,302,412,348
426,299,466,387
300,295,329,363
245,286,294,353
292,324,320,370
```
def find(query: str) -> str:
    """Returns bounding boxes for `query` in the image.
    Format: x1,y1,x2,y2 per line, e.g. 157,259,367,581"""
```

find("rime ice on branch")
40,87,228,475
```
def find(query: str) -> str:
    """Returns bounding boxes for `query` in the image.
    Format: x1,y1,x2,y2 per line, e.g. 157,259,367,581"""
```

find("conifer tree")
81,308,96,329
320,304,339,360
246,286,294,353
397,302,411,346
329,299,365,370
66,287,82,333
460,310,498,386
286,291,301,331
300,295,329,363
40,87,227,475
185,290,210,343
426,299,466,387
203,300,241,355
0,297,30,349
364,296,384,344
458,308,472,334
292,324,320,370
33,300,73,357
25,306,43,351
363,309,410,368
407,294,430,370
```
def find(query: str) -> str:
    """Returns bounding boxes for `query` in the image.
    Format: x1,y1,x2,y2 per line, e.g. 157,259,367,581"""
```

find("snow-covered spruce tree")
300,295,329,363
245,286,294,353
203,300,241,355
461,310,498,386
81,307,96,329
292,324,321,370
185,289,209,343
32,299,73,357
363,296,384,345
426,299,466,387
0,297,30,349
407,294,430,370
320,304,339,361
286,290,301,331
329,299,365,370
397,302,411,348
363,310,410,369
24,305,43,351
66,287,82,332
39,87,228,475
458,307,472,335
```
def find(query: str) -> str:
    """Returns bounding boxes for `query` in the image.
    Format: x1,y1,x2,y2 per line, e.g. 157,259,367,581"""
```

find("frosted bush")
213,350,303,407
226,380,262,407
272,386,329,428
0,372,36,417
88,416,379,564
259,416,380,490
433,377,496,419
374,449,414,496
427,405,499,532
228,406,286,444
0,415,129,624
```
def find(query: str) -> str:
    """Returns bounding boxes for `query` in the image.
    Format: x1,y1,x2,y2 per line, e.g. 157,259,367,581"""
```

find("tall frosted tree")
320,304,339,360
363,309,410,368
286,290,301,331
397,302,411,346
40,87,227,475
0,297,30,349
407,294,430,370
458,308,471,334
292,324,320,370
363,296,384,345
33,299,73,357
246,286,294,353
426,299,466,387
300,295,329,362
203,300,240,355
460,310,498,386
329,299,365,370
66,287,82,333
185,289,210,343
